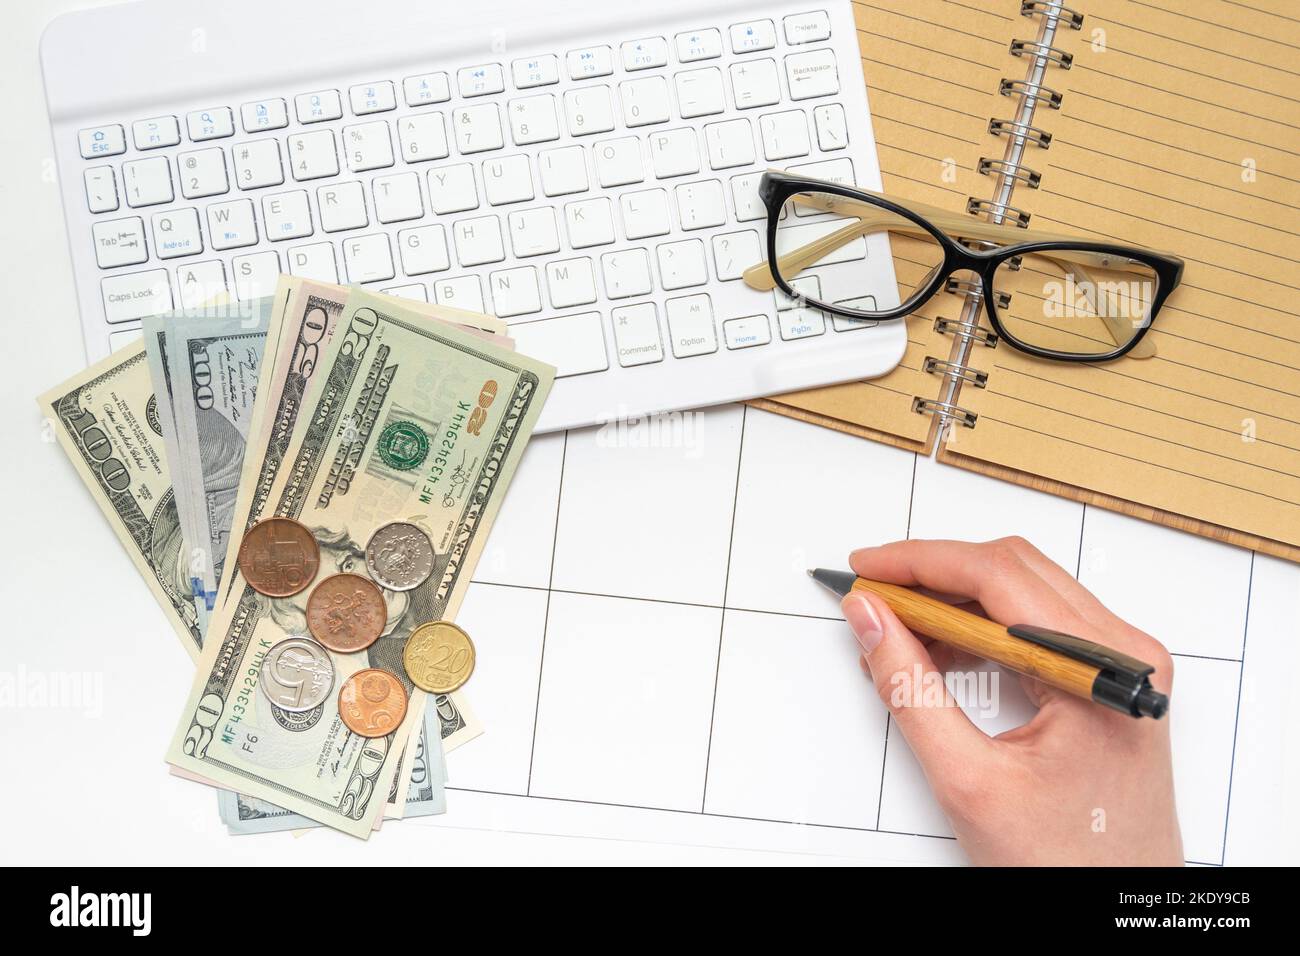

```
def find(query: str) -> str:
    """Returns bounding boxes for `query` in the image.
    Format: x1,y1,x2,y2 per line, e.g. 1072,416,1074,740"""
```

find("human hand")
843,537,1182,866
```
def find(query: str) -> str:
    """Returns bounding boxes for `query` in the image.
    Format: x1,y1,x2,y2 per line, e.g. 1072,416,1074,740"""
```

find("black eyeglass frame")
757,170,1185,362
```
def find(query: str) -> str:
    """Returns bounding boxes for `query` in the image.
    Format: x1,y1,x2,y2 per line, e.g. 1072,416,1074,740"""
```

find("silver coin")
365,522,436,591
260,637,335,713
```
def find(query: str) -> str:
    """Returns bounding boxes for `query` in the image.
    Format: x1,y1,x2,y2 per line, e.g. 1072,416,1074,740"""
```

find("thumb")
842,591,989,774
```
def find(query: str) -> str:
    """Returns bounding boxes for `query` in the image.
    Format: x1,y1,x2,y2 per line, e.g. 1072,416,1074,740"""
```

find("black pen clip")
1008,624,1168,719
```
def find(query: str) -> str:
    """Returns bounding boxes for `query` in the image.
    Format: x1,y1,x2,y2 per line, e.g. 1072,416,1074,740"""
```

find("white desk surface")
3,0,1297,866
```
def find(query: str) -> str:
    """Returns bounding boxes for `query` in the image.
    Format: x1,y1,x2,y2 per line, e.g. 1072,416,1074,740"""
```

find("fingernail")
842,594,883,655
848,546,875,564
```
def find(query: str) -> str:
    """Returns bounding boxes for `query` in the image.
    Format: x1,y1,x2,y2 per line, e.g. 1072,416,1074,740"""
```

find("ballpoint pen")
809,568,1169,719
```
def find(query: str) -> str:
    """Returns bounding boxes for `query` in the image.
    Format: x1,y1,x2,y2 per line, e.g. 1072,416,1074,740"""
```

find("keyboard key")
342,234,395,283
621,77,671,127
787,49,840,100
318,181,369,232
730,19,777,53
612,303,664,366
433,275,485,311
675,180,726,230
382,283,428,301
730,59,781,109
760,110,811,160
724,314,771,349
458,64,505,98
507,207,561,258
262,190,313,240
123,156,173,207
538,145,587,196
594,136,644,187
814,103,848,151
452,215,505,266
563,88,615,136
776,220,866,264
711,230,762,280
649,128,700,178
789,156,855,188
508,95,560,145
488,265,542,316
207,198,259,249
78,124,126,159
730,171,767,221
185,108,235,142
398,224,451,274
84,167,119,213
621,37,669,71
109,328,144,352
566,46,613,80
601,248,653,298
232,140,284,190
779,305,827,340
343,122,395,171
676,68,726,118
427,164,479,214
151,207,204,258
373,172,425,222
295,90,343,124
132,115,180,150
398,114,450,162
704,118,755,169
178,148,229,199
512,55,560,89
511,312,608,377
657,238,709,290
349,81,397,115
665,293,717,356
404,72,452,107
232,250,280,300
287,130,340,181
564,197,615,249
785,11,832,44
545,257,597,308
287,242,339,282
101,269,171,323
451,104,504,154
92,216,148,268
484,155,535,205
175,260,227,309
675,28,723,63
620,188,670,239
240,98,288,132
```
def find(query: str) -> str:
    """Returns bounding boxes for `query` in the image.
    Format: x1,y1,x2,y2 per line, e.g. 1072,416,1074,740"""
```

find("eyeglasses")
743,171,1184,362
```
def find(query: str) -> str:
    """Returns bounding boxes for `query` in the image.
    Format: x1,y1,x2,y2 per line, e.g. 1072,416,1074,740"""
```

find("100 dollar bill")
40,345,203,659
167,289,554,837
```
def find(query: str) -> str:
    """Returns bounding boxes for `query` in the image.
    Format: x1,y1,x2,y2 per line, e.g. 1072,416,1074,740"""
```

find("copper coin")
402,620,476,694
238,517,321,597
306,573,387,653
338,669,408,738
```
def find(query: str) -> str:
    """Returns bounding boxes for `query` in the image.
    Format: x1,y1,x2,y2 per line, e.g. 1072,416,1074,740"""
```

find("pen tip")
806,568,815,578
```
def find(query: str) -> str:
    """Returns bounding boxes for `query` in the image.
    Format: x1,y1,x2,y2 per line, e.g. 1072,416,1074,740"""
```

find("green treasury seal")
377,420,430,471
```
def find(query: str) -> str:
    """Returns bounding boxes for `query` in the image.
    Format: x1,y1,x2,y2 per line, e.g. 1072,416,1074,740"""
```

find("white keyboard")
42,0,906,431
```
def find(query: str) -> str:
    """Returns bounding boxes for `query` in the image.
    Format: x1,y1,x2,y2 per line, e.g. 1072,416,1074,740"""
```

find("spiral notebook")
752,0,1300,562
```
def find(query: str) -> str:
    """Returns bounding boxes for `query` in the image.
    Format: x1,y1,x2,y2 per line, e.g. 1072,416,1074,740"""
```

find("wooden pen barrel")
852,578,1100,701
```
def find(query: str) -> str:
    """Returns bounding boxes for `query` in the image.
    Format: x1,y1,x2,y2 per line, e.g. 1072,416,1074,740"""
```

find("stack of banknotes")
39,278,555,838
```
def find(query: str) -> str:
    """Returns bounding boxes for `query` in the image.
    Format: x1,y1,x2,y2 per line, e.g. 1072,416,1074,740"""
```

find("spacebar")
510,312,609,378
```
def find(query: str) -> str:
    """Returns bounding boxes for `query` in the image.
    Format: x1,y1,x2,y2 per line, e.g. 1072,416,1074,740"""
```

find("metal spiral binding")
934,317,998,347
923,357,989,388
913,398,978,429
1009,40,1073,69
988,117,1053,149
945,277,1011,309
978,157,1041,188
1020,1,1084,29
999,78,1062,109
967,197,1031,227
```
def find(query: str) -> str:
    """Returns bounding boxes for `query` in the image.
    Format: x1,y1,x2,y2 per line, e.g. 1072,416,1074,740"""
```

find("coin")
365,522,435,591
338,669,408,738
306,573,387,653
259,637,335,712
238,517,320,597
402,621,476,694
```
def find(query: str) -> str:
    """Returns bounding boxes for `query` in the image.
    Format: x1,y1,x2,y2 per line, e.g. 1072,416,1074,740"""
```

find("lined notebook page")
752,0,1026,450
942,0,1300,558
